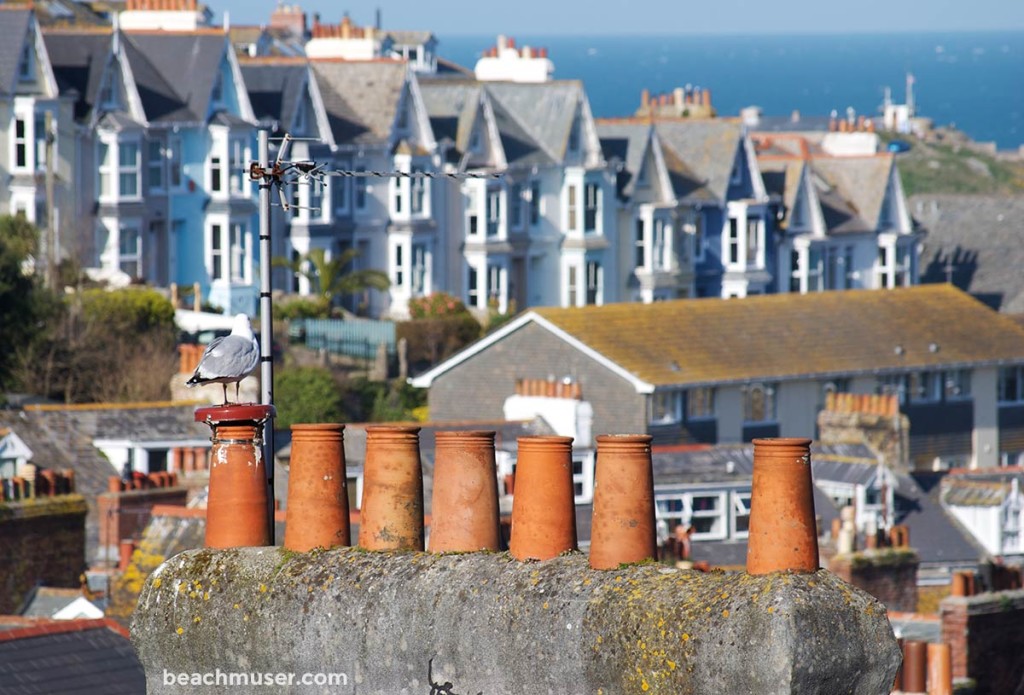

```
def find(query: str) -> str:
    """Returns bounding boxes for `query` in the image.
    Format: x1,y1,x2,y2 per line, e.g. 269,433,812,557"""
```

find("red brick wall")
0,495,88,613
97,488,188,566
941,592,1024,694
829,550,919,612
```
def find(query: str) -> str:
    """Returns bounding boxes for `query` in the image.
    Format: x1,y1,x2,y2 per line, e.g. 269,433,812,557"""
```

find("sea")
439,32,1024,152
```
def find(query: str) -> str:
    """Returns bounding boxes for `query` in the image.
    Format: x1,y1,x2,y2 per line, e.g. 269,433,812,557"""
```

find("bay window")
585,261,602,305
650,390,682,425
584,182,599,232
635,218,646,269
229,223,247,283
119,227,141,278
229,137,246,195
726,217,740,265
999,367,1024,404
567,184,578,232
686,387,715,419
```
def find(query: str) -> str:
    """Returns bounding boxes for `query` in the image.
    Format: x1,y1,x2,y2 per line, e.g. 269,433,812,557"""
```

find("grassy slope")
880,132,1024,197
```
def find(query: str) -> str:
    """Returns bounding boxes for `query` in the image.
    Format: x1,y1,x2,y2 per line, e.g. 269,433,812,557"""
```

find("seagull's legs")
222,383,228,405
235,381,241,403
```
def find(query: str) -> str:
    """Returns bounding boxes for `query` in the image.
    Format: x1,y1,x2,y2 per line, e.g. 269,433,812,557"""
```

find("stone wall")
132,548,901,694
0,495,88,613
940,589,1024,694
828,549,919,612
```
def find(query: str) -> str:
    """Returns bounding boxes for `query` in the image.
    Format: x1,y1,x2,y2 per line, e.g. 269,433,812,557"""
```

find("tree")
274,248,389,315
273,366,346,429
15,287,178,403
0,216,60,390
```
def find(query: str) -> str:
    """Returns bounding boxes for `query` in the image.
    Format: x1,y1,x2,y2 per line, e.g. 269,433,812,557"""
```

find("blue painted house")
44,6,259,315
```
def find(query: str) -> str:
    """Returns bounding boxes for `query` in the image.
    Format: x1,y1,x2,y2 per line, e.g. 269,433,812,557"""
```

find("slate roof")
757,158,803,224
489,95,551,168
310,59,407,146
595,121,652,199
122,29,228,124
0,8,33,97
0,618,144,694
901,472,988,566
43,29,112,122
915,194,1024,314
654,120,743,203
0,402,209,563
526,284,1024,388
19,588,97,619
484,81,584,164
417,79,482,157
28,0,108,28
240,59,307,131
810,156,894,233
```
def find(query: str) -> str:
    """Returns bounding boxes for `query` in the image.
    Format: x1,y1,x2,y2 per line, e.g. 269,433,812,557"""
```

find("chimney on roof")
375,7,381,30
818,392,909,472
641,88,650,110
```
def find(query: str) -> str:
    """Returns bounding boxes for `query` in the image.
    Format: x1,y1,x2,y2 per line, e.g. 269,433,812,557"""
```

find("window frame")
650,390,682,425
584,182,600,232
147,139,164,192
118,225,141,278
585,260,602,305
742,382,778,423
685,387,715,420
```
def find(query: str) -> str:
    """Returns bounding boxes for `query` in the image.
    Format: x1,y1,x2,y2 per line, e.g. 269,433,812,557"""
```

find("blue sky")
217,0,1024,35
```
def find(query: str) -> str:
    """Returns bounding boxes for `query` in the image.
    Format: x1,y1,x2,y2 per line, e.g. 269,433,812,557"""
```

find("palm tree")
274,248,389,314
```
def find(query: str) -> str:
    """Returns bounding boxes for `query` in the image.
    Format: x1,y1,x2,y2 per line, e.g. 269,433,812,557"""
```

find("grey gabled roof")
0,9,33,96
122,30,227,124
489,95,551,168
915,194,1024,314
42,29,111,122
654,120,743,203
310,59,407,146
811,155,894,233
484,81,584,164
240,60,307,132
596,121,652,199
418,79,482,156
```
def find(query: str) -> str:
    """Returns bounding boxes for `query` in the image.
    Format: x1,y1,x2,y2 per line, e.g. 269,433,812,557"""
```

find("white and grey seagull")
185,313,260,404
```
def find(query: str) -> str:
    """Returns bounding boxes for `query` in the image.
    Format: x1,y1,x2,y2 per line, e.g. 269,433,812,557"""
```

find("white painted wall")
946,504,1002,555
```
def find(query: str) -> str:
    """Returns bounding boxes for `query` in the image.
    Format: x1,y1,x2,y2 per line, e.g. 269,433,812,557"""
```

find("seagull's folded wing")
196,335,258,379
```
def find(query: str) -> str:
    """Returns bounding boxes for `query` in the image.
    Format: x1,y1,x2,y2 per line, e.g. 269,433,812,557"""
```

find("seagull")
185,313,260,404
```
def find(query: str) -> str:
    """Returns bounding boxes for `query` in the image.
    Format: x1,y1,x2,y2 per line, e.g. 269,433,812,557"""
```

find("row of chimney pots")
895,639,953,695
1,468,75,501
194,404,820,574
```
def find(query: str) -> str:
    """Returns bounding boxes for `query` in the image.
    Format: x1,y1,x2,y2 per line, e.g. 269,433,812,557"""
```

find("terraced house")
755,132,918,294
43,0,259,313
0,6,76,267
412,285,1024,471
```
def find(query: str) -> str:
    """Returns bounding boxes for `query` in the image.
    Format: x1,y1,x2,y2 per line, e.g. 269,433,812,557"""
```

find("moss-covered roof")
530,285,1024,387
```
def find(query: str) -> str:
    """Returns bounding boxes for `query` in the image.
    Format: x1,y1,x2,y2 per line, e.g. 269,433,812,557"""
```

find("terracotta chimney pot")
903,640,928,693
108,476,124,494
284,423,350,552
359,426,425,551
927,642,952,695
746,438,819,574
589,434,657,569
429,431,501,553
119,539,136,572
509,435,577,561
196,404,275,549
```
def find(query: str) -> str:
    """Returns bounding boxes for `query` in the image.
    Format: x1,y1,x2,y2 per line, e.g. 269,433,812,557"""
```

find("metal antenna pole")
258,129,276,545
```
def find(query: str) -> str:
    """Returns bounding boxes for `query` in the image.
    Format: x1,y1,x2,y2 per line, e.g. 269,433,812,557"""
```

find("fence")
292,319,396,361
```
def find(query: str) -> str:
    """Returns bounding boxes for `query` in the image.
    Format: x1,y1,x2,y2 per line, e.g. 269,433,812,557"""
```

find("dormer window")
18,42,32,82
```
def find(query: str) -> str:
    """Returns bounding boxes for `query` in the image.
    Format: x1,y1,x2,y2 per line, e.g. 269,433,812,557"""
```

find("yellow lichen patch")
243,614,249,622
542,602,549,610
152,578,162,589
596,635,603,644
203,592,210,601
666,660,676,671
176,627,184,635
193,616,201,623
233,603,240,610
681,633,689,641
259,583,268,593
767,606,775,613
641,678,650,691
722,609,730,618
